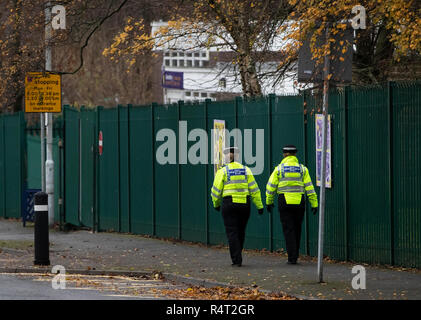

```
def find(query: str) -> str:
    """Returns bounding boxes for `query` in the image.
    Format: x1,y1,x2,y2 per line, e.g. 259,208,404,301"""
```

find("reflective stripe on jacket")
211,162,263,210
266,156,318,207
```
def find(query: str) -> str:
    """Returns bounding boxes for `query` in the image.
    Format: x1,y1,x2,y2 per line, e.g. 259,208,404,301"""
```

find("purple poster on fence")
162,71,184,89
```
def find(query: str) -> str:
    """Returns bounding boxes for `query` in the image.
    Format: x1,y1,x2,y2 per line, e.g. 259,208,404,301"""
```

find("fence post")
58,134,64,231
234,97,241,129
177,100,183,240
204,99,210,245
302,90,310,256
268,94,275,252
387,81,395,266
127,104,132,233
78,107,83,225
94,106,103,232
1,114,5,218
343,86,349,261
151,103,157,236
20,112,26,221
62,106,67,226
117,104,121,233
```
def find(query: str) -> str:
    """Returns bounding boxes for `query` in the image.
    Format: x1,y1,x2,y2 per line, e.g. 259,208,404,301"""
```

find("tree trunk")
238,53,262,97
11,0,23,113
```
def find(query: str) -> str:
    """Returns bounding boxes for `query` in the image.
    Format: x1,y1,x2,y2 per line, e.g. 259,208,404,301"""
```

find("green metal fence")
0,113,63,222
0,113,25,219
67,81,420,268
0,81,420,268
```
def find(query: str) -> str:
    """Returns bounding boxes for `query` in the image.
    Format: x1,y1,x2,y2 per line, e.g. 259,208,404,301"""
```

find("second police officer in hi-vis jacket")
266,145,318,265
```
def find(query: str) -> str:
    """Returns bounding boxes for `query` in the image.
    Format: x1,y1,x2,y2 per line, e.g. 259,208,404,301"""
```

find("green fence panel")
26,135,41,189
392,82,421,268
98,108,119,231
179,102,207,243
0,115,5,218
206,100,237,246
270,95,306,253
237,97,270,250
129,105,154,235
154,104,179,238
64,106,80,226
79,108,96,228
3,113,23,218
347,86,392,264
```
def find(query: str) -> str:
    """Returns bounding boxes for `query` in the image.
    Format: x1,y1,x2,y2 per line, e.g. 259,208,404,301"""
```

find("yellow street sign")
25,72,62,113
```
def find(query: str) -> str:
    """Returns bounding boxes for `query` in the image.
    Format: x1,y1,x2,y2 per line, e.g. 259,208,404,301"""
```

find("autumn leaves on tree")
1,0,420,113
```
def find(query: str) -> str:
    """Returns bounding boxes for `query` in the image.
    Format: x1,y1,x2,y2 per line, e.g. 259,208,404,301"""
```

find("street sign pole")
317,25,330,283
45,1,54,227
40,113,45,192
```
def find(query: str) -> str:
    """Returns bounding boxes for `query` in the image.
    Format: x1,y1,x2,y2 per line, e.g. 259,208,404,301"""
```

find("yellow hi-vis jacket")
266,156,318,208
211,162,263,209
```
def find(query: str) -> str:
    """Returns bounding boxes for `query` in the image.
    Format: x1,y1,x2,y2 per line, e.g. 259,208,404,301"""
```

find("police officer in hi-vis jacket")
266,145,318,264
211,147,264,267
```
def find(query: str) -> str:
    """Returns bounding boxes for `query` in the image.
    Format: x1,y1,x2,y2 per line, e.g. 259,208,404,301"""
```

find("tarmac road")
0,272,180,300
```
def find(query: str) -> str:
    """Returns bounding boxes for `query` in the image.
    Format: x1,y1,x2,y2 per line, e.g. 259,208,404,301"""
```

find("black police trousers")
221,197,251,265
278,194,305,263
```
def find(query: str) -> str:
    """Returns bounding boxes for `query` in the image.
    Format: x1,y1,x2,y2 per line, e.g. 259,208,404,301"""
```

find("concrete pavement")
0,219,420,300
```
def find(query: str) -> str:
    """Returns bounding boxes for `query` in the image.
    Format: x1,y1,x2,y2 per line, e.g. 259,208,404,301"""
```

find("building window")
183,90,217,102
219,78,226,88
163,50,210,69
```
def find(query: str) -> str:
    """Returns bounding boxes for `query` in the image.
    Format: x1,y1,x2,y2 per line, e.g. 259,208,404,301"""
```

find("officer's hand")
266,204,274,213
312,207,318,215
258,208,264,215
215,206,221,212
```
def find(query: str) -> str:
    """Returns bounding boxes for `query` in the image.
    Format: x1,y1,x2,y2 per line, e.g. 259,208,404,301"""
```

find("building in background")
152,21,299,104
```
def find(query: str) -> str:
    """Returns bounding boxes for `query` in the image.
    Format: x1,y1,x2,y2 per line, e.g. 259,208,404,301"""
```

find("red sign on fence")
98,131,103,156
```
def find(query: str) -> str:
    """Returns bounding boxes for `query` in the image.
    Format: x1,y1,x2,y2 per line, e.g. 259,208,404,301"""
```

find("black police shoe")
231,263,242,267
287,260,297,265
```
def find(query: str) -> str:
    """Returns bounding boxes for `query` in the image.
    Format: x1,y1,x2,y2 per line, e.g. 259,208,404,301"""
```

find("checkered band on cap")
223,147,239,154
283,145,297,152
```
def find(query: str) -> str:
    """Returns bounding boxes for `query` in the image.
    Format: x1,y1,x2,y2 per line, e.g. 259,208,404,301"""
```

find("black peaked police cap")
283,145,298,153
223,147,240,155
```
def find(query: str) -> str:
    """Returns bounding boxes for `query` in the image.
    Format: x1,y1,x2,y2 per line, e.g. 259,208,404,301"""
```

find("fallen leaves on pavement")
159,286,298,300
